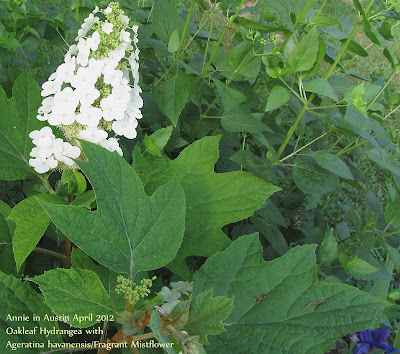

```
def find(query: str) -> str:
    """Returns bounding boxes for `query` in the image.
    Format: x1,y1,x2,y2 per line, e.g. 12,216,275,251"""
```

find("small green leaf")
8,194,66,271
293,156,339,194
287,27,319,72
185,289,233,344
222,108,270,133
313,151,353,180
31,268,115,328
304,78,339,102
319,229,338,263
168,28,180,53
312,15,338,27
265,85,289,111
61,170,87,195
227,41,261,79
367,148,400,177
346,256,379,276
144,126,174,156
386,244,400,269
153,75,192,126
385,198,400,230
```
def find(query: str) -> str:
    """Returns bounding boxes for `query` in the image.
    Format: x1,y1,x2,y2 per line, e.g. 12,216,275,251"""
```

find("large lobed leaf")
40,141,186,277
166,136,280,278
0,71,44,180
193,234,387,353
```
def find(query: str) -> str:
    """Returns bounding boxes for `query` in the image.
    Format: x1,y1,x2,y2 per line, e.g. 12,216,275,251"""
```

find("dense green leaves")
0,71,44,180
0,271,61,352
193,234,387,353
40,141,186,276
31,267,115,327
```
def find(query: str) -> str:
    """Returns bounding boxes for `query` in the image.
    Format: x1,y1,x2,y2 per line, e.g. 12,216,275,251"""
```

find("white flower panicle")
29,2,143,173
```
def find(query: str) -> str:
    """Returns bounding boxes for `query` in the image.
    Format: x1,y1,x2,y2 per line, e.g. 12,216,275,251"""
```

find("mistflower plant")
28,2,143,173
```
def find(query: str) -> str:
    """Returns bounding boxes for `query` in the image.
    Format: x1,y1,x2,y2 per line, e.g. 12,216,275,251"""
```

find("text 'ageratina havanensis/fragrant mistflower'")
29,2,143,173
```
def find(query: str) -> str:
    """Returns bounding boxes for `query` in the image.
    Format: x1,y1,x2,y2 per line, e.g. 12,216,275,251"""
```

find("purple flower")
350,327,399,354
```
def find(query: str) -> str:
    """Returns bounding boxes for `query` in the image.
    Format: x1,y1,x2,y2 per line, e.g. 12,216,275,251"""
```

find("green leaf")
153,75,191,126
293,156,340,194
312,15,338,27
61,171,87,195
313,151,353,180
40,141,186,276
367,148,400,177
286,27,319,72
304,78,339,102
71,249,126,311
8,194,66,271
386,244,400,269
168,28,180,53
265,85,289,111
227,41,261,79
152,0,185,43
144,126,173,156
0,271,61,352
346,40,368,57
0,71,44,180
0,214,16,275
193,234,387,353
166,136,280,278
345,256,379,276
149,311,176,353
319,229,338,263
385,198,400,230
30,267,115,328
70,190,96,209
222,108,270,133
185,289,233,344
213,79,246,109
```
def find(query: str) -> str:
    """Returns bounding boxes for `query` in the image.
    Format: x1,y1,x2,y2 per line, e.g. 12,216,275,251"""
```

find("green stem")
175,0,196,69
75,0,79,21
280,131,329,162
316,0,328,17
201,20,214,76
201,0,246,77
0,243,68,262
294,0,314,28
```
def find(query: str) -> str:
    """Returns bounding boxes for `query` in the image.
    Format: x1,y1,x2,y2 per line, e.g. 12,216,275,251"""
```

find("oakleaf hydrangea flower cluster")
29,2,143,173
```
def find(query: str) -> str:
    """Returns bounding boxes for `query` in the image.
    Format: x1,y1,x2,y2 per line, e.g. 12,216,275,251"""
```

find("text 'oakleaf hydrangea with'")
29,2,143,173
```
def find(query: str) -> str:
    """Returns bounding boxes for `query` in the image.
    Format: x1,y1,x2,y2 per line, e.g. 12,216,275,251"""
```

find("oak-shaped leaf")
193,234,387,353
164,136,280,278
40,141,186,277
